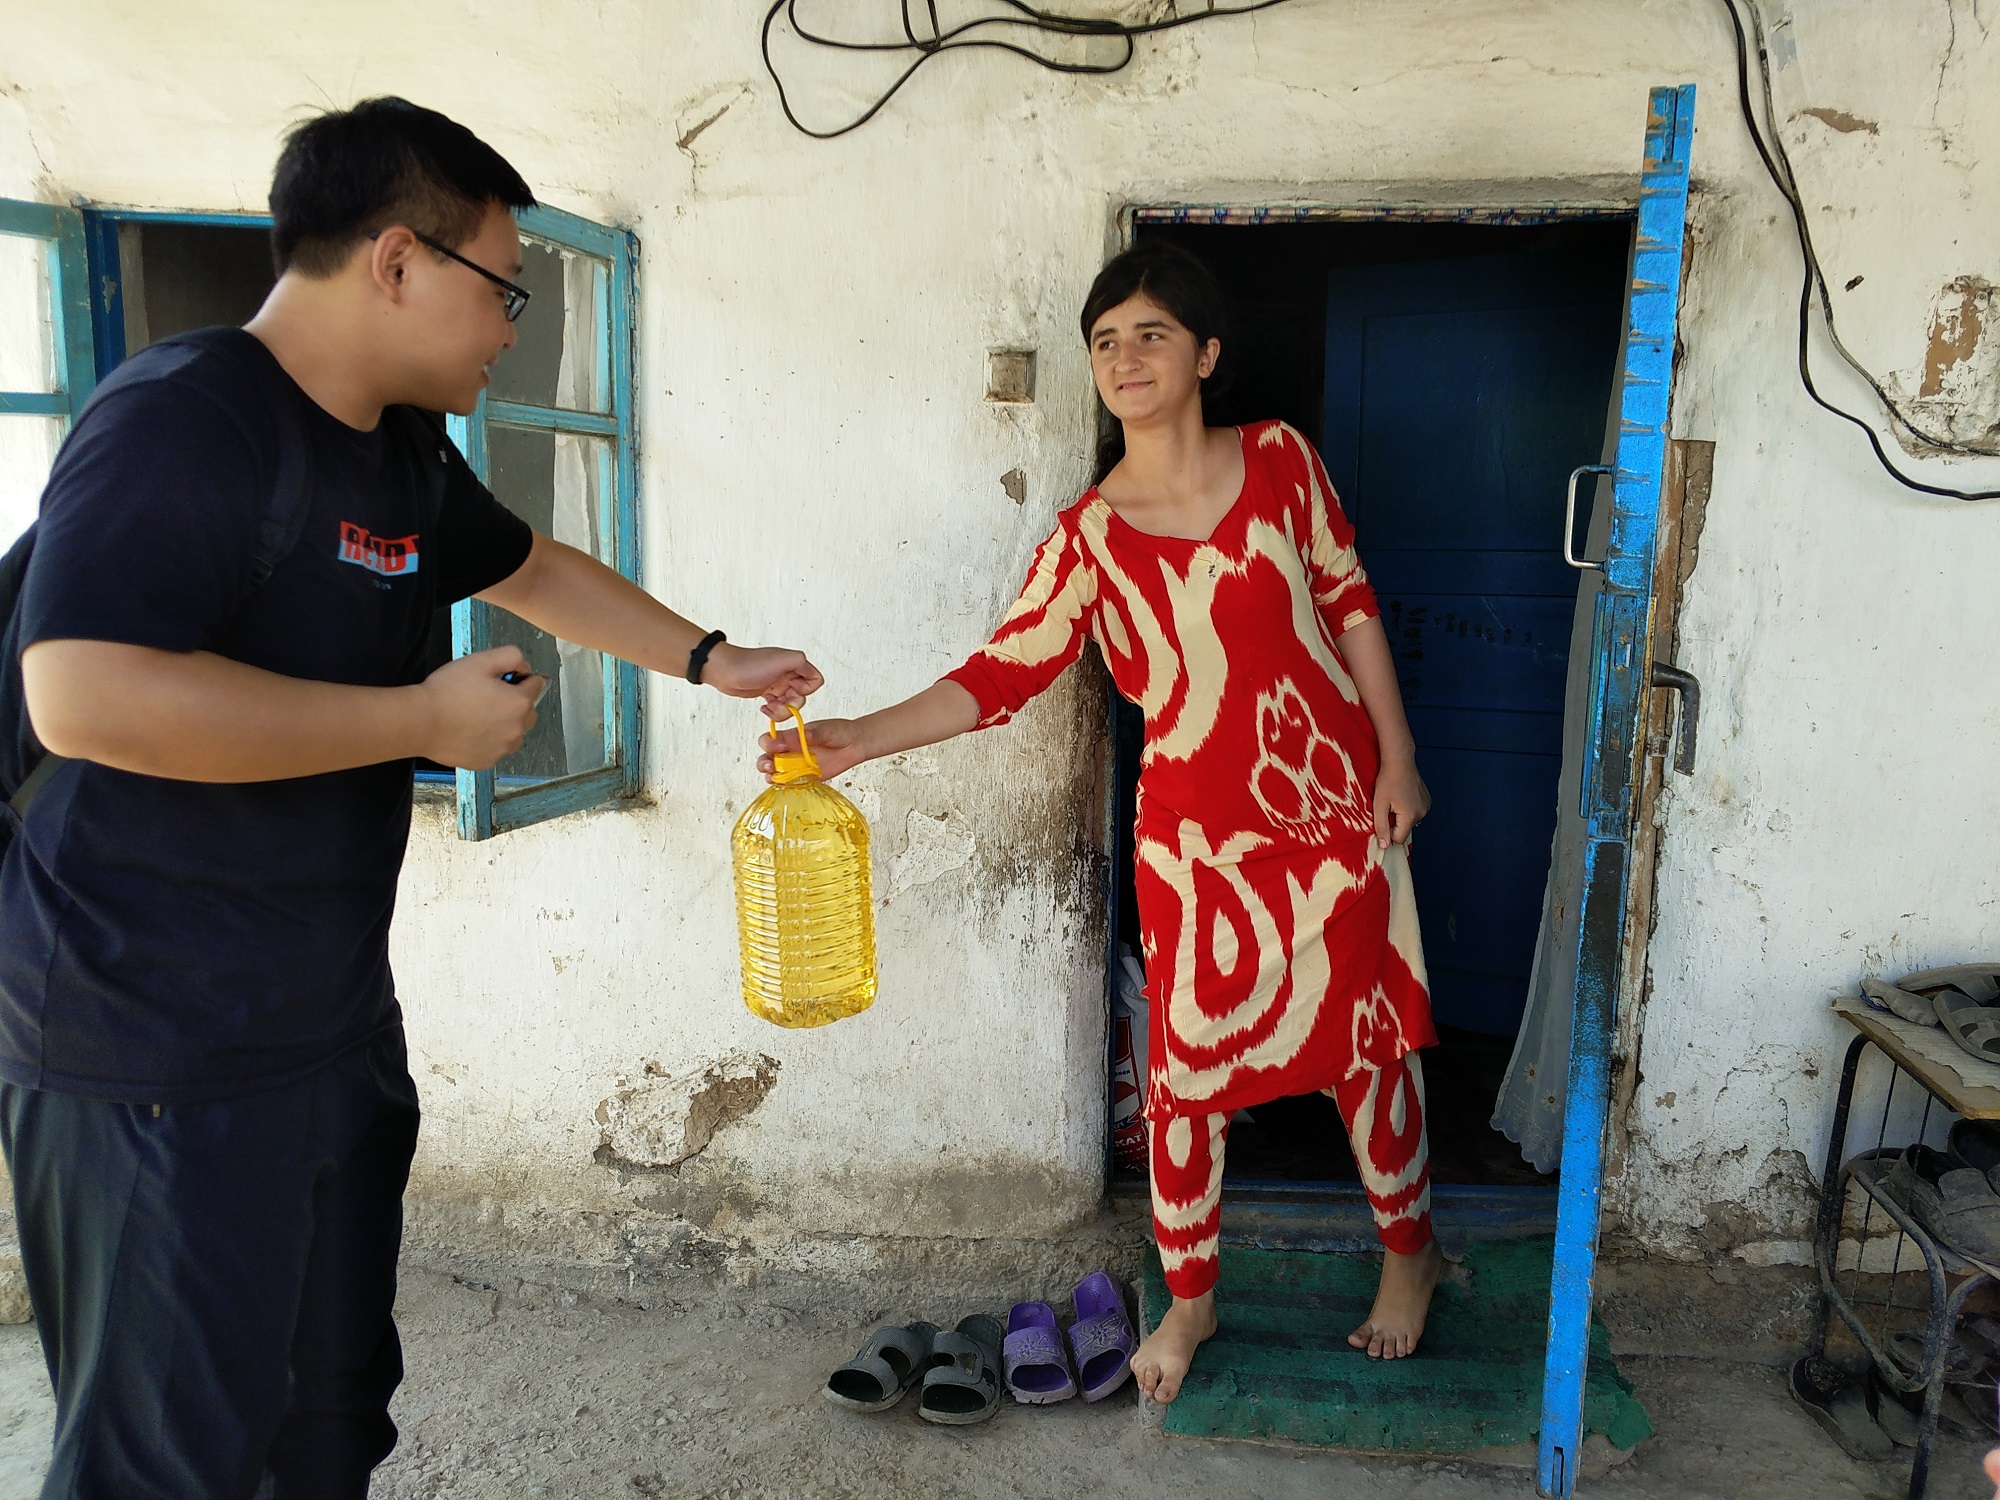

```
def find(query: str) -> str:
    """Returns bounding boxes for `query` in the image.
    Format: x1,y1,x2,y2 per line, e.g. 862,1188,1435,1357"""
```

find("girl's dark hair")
1080,241,1232,484
270,97,536,278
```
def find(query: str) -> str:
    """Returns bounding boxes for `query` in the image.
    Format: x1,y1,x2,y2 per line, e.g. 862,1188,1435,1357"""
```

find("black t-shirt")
0,330,533,1102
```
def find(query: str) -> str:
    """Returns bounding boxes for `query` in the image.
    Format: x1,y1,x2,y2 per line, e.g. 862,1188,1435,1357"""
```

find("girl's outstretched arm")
1334,615,1430,849
764,508,1094,783
756,680,980,783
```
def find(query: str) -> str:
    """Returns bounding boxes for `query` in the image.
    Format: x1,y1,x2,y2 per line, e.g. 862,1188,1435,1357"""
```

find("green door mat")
1139,1235,1651,1454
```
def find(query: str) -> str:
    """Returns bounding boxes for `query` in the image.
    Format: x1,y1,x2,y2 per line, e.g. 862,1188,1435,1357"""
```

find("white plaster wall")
4,0,1998,1271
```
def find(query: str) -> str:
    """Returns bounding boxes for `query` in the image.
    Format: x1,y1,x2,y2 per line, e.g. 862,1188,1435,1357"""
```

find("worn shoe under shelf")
1881,1143,2000,1276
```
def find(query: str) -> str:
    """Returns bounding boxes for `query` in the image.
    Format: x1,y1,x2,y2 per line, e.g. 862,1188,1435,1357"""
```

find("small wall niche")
985,348,1035,403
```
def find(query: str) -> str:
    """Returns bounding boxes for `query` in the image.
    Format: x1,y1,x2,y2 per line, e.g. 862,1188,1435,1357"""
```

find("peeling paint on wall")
595,1054,781,1173
676,84,749,156
1888,276,2000,455
885,809,978,903
1920,276,1990,396
1609,1141,1821,1265
1798,106,1879,135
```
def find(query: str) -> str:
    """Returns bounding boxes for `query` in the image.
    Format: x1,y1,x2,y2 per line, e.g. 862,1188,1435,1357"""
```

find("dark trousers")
0,1028,420,1500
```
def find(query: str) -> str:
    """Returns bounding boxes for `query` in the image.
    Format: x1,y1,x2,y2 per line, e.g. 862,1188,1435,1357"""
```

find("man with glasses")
2,97,819,1498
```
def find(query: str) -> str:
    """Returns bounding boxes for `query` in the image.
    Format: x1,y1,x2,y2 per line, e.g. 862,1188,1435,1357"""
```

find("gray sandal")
1862,978,1937,1027
918,1314,1004,1425
823,1321,940,1412
1899,964,2000,1004
1932,990,2000,1065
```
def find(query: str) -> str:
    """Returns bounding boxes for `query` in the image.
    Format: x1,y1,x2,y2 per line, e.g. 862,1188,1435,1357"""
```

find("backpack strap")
388,405,455,508
154,328,316,585
7,750,64,820
250,385,312,587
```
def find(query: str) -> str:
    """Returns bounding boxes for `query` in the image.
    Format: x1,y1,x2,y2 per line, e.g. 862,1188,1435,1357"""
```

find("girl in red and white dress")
761,242,1439,1403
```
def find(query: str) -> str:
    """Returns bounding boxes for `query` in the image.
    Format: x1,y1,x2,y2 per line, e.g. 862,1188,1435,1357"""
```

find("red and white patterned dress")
946,421,1436,1295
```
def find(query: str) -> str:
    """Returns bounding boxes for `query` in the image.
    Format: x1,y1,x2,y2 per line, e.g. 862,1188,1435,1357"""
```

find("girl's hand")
757,717,869,783
1374,753,1430,850
703,643,823,707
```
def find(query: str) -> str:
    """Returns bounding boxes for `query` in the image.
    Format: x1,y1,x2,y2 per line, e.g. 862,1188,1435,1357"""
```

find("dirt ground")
0,1253,1994,1499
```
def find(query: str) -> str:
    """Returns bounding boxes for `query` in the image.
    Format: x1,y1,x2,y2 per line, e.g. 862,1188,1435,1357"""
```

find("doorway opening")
1106,212,1634,1197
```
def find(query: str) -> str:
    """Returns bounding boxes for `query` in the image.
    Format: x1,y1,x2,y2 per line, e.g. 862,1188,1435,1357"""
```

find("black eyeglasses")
373,229,532,321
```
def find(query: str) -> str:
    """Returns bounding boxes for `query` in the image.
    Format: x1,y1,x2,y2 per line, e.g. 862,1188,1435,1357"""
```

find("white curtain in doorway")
1491,416,1622,1173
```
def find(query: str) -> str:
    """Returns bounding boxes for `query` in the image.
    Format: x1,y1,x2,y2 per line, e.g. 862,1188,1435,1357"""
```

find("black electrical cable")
1720,0,2000,500
761,0,1301,141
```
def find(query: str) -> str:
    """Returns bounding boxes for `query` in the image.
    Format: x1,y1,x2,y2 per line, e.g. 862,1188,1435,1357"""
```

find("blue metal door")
1322,245,1627,1037
1539,85,1696,1497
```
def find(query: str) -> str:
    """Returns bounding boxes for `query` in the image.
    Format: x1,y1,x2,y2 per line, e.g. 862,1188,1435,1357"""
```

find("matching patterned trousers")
1151,1051,1433,1300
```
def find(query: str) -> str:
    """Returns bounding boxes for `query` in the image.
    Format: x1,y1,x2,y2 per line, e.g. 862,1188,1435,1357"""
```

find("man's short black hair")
269,97,536,278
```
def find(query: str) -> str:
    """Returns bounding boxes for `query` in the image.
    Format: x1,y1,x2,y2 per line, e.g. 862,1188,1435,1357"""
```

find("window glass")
439,202,635,837
0,235,55,393
485,238,607,414
484,424,612,780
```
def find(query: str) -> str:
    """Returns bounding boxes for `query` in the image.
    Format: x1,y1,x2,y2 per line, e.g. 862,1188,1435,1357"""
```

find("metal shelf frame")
1803,1030,1997,1500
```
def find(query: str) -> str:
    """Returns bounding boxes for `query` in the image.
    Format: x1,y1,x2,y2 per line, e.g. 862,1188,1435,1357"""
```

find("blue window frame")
443,204,642,838
0,199,97,541
76,203,642,841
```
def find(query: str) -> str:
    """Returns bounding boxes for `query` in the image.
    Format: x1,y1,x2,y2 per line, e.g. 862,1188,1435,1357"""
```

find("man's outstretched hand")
702,644,823,708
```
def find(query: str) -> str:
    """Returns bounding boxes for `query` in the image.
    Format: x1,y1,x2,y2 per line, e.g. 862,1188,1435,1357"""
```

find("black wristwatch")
686,629,727,684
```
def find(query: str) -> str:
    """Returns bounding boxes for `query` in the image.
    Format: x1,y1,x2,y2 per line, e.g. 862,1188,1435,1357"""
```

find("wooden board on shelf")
1832,995,2000,1120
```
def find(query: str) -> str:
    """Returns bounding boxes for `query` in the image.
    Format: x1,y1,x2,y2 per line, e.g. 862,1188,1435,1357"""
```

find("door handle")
1564,465,1613,570
1649,662,1700,775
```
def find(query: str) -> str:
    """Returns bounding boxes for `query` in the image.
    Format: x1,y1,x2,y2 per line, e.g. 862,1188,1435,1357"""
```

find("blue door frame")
1538,83,1696,1499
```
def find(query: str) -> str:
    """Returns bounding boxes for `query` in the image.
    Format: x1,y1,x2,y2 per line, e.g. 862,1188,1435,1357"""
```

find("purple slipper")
1002,1301,1077,1404
1069,1272,1136,1402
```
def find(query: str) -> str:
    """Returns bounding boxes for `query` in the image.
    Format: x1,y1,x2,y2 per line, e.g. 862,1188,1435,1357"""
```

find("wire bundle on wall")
762,1,1995,501
760,0,1299,140
1721,0,2000,501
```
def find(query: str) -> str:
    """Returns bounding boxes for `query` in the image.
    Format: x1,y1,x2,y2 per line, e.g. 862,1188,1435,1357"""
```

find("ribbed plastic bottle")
731,707,877,1028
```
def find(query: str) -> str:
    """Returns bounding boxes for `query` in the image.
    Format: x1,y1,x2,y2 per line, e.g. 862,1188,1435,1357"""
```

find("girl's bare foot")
1131,1291,1218,1403
1348,1239,1443,1359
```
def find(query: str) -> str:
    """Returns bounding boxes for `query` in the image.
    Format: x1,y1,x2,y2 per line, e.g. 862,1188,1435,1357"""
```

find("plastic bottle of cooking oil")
732,708,877,1028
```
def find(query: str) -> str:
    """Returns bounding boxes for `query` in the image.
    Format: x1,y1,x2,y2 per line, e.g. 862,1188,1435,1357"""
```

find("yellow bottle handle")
766,704,821,781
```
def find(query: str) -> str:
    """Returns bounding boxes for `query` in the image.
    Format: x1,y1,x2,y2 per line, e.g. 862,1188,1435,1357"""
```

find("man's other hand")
417,646,544,770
